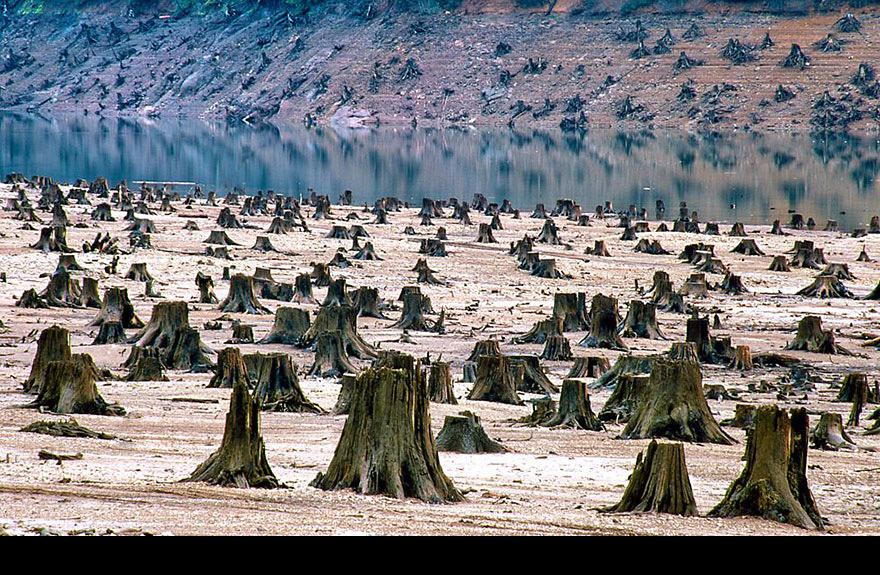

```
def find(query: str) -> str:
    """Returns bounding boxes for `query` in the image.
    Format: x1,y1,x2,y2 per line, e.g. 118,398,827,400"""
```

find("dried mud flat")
1,183,880,536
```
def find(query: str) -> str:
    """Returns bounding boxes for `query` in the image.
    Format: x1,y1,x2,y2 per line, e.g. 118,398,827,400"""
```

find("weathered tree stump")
593,354,655,389
92,321,126,345
28,354,125,416
293,273,317,304
332,373,357,415
468,354,523,405
552,292,589,332
259,306,310,345
730,345,754,371
428,361,457,404
311,356,463,502
24,325,71,394
126,348,168,381
579,294,628,350
183,377,278,488
619,300,664,339
40,268,83,308
599,373,651,423
769,255,791,272
621,359,734,444
245,352,323,413
220,274,270,314
509,354,558,394
601,440,697,516
302,305,376,359
797,274,853,299
709,405,823,530
475,223,497,243
732,239,764,256
811,412,857,451
541,334,573,360
124,262,153,282
722,404,757,428
567,356,610,379
785,315,851,355
195,272,218,304
309,332,357,377
310,262,332,287
436,411,507,453
208,347,251,389
514,316,563,345
543,379,603,430
322,278,352,308
90,286,142,328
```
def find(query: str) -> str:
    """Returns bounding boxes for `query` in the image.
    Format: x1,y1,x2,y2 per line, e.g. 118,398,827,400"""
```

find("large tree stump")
208,347,251,389
468,354,523,405
183,377,278,488
709,405,823,530
509,355,559,394
126,346,168,381
322,278,352,307
514,316,563,344
259,306,310,345
311,355,463,502
129,301,214,369
552,292,589,331
567,355,610,378
599,374,650,423
293,273,317,304
468,339,502,362
351,286,388,319
220,274,270,314
28,354,125,416
732,239,765,256
541,334,573,360
811,412,858,450
785,315,851,355
90,287,143,329
93,321,127,345
40,268,82,308
124,262,153,282
428,361,457,404
593,354,655,389
308,332,357,377
302,305,376,359
543,379,604,430
436,411,507,453
245,352,323,413
24,325,71,394
476,223,497,243
621,359,734,444
601,440,697,516
579,294,628,350
797,274,853,299
769,255,791,272
391,287,440,332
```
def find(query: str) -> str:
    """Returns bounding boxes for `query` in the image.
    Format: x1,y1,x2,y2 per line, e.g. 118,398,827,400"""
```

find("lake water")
1,113,878,230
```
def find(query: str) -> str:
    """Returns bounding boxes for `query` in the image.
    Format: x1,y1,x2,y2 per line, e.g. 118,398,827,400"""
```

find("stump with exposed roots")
183,377,279,489
476,223,497,243
732,239,765,256
125,262,153,282
28,354,125,416
543,379,604,430
129,300,215,369
785,315,851,355
40,268,82,308
541,334,573,360
220,274,270,314
579,294,628,350
208,347,251,389
709,405,823,530
311,355,463,502
93,321,126,345
514,316,563,344
245,352,323,413
797,274,853,299
293,273,317,304
811,412,858,451
351,286,388,319
552,292,589,331
769,255,791,272
309,332,357,377
567,356,610,378
619,300,665,339
428,361,457,404
468,354,523,405
24,325,72,394
436,411,508,453
302,305,377,359
601,440,697,516
509,355,558,394
391,288,441,332
90,287,143,329
593,354,656,389
599,373,651,423
621,358,734,444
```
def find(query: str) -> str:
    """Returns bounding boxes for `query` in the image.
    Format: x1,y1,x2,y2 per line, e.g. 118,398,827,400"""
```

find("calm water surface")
1,113,878,230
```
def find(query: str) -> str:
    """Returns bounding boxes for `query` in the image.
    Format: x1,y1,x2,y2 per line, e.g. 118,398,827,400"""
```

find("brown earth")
1,3,879,134
1,182,880,535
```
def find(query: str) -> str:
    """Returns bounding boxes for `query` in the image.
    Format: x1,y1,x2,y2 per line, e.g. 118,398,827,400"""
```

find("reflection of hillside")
0,114,877,229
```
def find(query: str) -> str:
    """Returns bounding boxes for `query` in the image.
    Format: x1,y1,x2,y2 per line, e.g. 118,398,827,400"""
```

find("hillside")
1,1,879,134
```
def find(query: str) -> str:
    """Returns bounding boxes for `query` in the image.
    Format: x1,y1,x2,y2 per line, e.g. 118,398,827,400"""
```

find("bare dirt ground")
1,181,880,535
1,2,879,134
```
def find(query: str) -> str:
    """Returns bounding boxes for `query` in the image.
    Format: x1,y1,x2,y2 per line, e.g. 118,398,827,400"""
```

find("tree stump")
428,361,457,404
245,352,323,413
709,405,823,530
509,355,558,394
621,359,734,444
601,440,697,516
599,373,651,423
129,301,214,369
785,315,851,355
251,236,277,252
721,404,757,428
475,223,497,243
730,345,754,371
220,274,270,314
183,377,278,489
310,262,332,287
40,268,83,308
541,334,573,360
351,286,388,319
311,356,463,502
28,354,125,416
124,262,153,282
579,294,628,350
322,278,352,308
209,347,251,389
93,321,126,345
552,292,589,331
732,239,764,256
811,412,857,450
293,273,317,304
797,274,853,299
259,306,310,345
619,300,665,339
195,272,218,304
24,325,72,394
544,379,604,430
126,350,168,381
468,354,523,405
567,356,610,378
309,332,357,378
593,354,655,389
227,323,254,344
90,287,143,329
332,373,357,415
436,411,507,453
302,305,377,359
769,255,791,271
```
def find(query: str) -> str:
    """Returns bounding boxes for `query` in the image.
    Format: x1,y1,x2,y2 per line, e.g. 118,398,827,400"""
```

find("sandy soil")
1,4,879,134
1,182,880,535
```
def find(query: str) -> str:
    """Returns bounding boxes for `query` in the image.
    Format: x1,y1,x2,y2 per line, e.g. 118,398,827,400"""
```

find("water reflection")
0,113,878,229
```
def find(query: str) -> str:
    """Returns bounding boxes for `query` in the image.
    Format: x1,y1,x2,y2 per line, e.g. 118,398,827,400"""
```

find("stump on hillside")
183,377,278,489
797,274,853,299
552,292,589,331
436,411,507,453
730,345,754,371
709,405,823,530
769,255,791,272
311,355,463,502
620,359,734,444
514,316,563,344
476,223,497,243
601,440,697,516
